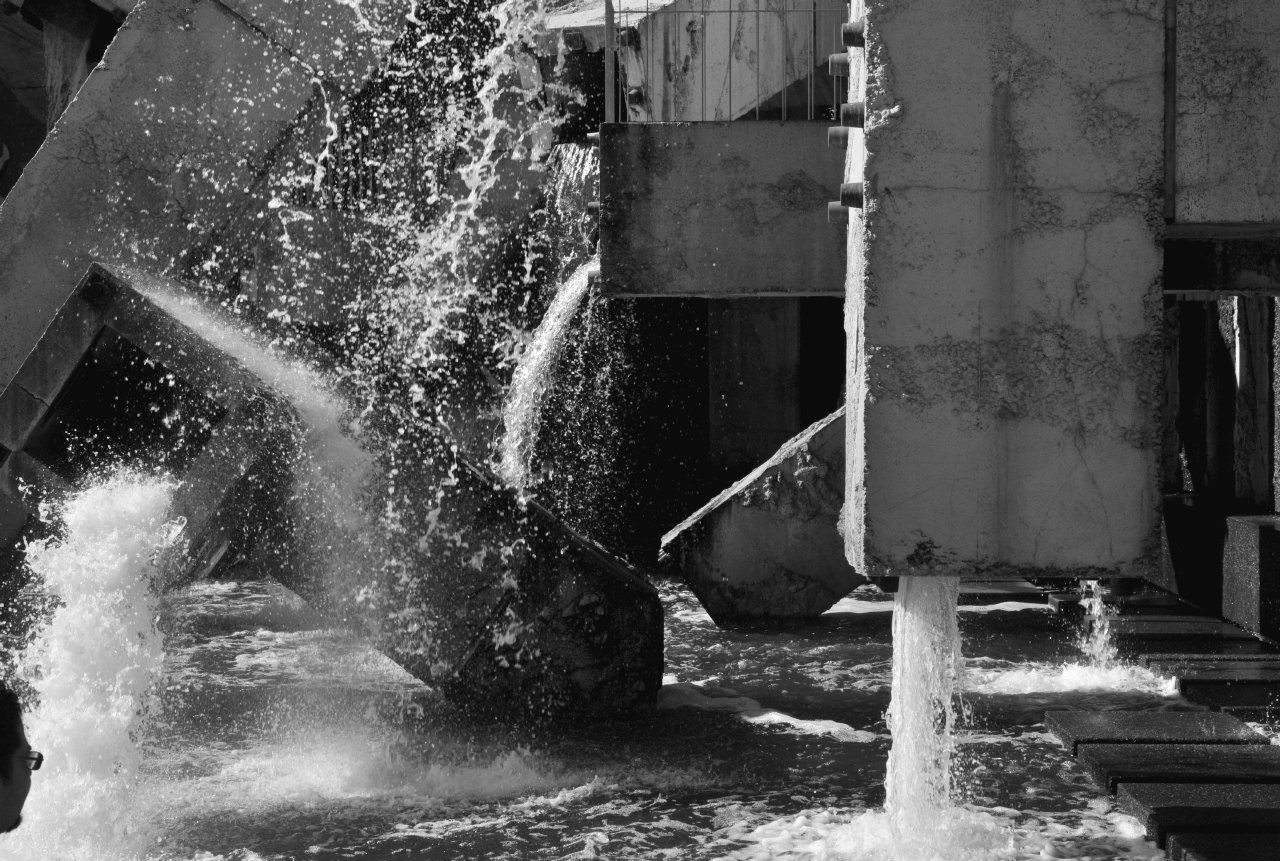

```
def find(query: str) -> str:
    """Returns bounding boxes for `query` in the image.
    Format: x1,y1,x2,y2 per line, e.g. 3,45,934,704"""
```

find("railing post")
605,0,617,123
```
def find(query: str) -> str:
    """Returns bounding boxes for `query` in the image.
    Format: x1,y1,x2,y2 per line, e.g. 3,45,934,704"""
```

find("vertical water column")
883,576,962,851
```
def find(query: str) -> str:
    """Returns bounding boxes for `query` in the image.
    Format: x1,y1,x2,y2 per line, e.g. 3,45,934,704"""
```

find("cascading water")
497,257,598,490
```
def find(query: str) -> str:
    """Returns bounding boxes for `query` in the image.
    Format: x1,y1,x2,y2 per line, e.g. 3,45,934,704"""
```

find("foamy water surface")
10,493,1185,859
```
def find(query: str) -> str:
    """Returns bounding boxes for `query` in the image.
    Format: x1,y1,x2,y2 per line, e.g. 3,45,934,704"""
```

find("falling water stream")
498,257,598,491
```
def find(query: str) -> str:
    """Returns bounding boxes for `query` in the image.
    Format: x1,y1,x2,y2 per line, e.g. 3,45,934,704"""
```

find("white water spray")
11,475,178,858
1078,579,1118,670
498,257,597,489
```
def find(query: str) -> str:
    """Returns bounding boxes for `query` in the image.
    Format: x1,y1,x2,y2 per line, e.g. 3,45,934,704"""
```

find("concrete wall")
0,0,406,387
599,121,844,296
845,0,1165,578
1176,0,1280,223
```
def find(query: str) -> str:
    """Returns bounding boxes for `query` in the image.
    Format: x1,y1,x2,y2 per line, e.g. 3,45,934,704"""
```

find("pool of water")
10,564,1193,860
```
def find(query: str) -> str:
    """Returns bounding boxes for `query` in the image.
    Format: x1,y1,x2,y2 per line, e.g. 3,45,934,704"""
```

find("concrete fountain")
4,0,1280,858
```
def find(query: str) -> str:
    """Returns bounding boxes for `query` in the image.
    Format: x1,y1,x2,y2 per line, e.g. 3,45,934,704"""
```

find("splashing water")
497,257,597,490
11,475,178,858
141,285,379,615
1077,580,1118,670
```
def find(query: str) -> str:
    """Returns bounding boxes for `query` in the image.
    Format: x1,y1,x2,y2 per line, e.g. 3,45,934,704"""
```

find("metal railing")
601,0,847,123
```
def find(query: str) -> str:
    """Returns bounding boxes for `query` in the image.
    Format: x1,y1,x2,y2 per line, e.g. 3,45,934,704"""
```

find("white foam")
658,682,878,743
12,475,177,859
964,661,1177,696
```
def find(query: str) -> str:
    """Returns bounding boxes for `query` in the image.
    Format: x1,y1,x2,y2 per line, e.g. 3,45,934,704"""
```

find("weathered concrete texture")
846,0,1164,578
544,0,844,121
599,122,845,296
1046,711,1265,755
661,408,863,623
0,0,405,388
1176,0,1280,222
0,264,301,588
1119,782,1280,848
1223,516,1280,641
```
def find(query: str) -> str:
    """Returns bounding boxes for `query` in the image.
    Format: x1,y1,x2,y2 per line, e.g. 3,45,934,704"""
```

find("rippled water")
11,551,1195,860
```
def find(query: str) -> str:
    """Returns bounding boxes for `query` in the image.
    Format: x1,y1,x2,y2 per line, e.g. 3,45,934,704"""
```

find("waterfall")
497,258,597,490
884,576,963,854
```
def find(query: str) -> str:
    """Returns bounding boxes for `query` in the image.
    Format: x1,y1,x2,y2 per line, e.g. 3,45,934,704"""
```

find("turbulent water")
4,498,1195,861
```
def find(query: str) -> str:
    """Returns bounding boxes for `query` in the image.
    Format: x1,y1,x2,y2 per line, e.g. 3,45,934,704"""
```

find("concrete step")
1109,618,1255,637
1172,665,1280,709
1150,659,1280,675
1046,711,1266,754
1139,652,1280,667
1117,782,1280,848
1167,830,1280,861
1076,743,1280,793
1135,640,1280,662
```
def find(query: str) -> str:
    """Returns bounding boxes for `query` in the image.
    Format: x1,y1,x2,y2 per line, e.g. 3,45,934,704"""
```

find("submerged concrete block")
387,454,664,721
661,407,862,624
0,263,301,587
1223,516,1280,640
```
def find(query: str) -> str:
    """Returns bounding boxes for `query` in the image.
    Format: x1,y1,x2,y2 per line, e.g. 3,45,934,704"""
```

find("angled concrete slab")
1118,782,1280,848
1046,711,1265,755
0,0,405,388
661,407,862,623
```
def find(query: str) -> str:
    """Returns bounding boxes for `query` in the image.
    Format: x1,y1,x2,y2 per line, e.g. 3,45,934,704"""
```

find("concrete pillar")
844,0,1165,578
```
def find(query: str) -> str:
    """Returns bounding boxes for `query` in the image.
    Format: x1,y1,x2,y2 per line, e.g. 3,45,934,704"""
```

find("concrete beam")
599,121,845,296
845,0,1165,578
0,0,405,388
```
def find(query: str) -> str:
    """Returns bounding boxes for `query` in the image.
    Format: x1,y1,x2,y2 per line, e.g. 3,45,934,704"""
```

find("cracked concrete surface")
845,0,1164,578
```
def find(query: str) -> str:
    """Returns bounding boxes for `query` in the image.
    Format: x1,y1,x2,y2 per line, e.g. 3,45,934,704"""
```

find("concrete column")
844,0,1165,578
